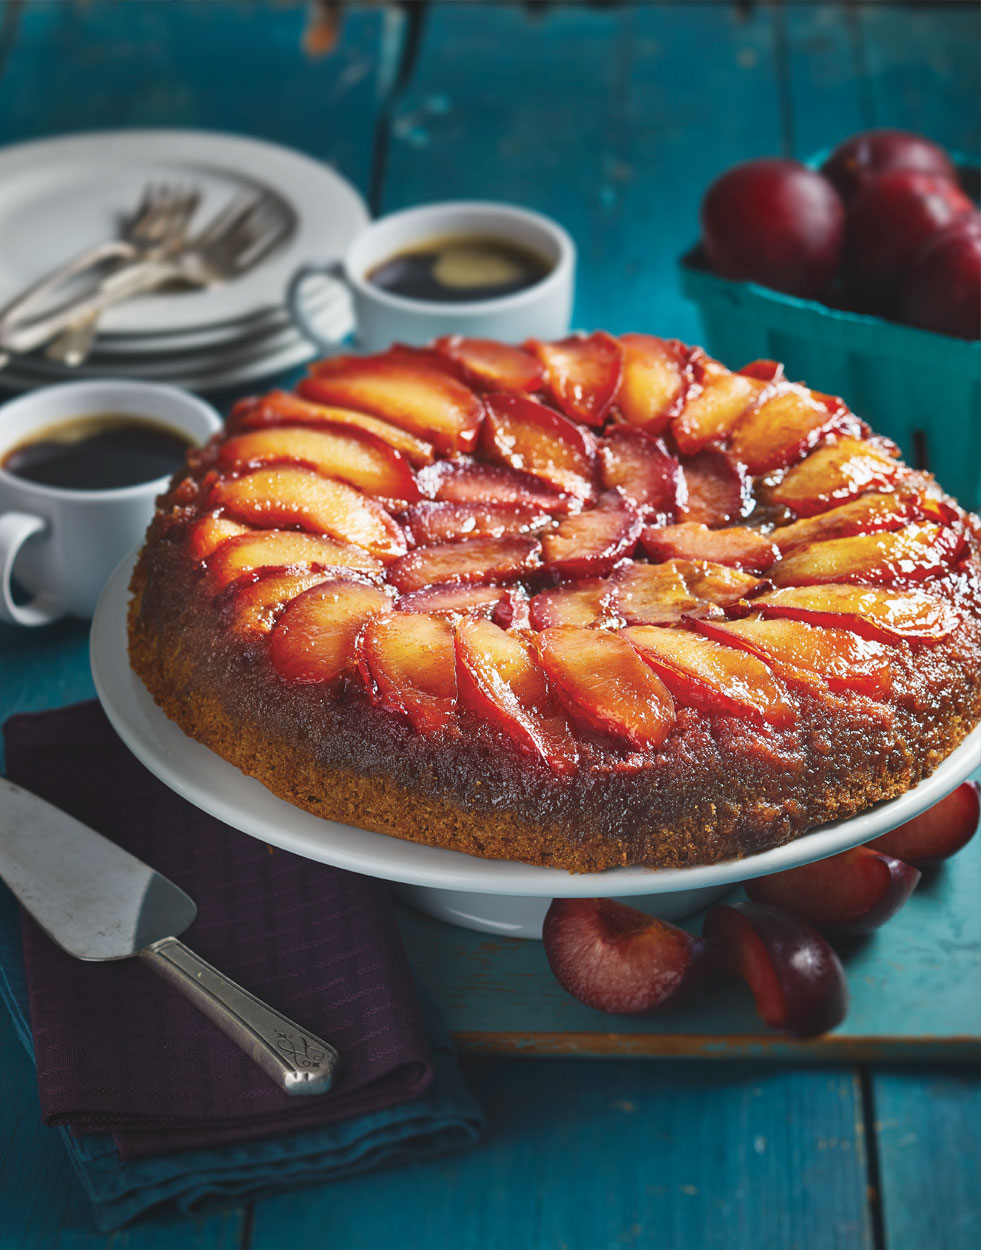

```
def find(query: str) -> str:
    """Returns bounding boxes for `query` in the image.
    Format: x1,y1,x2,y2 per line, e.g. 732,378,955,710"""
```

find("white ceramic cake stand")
91,554,981,938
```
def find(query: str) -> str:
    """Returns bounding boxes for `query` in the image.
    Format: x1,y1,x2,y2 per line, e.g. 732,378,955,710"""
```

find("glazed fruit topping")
771,492,918,553
615,333,692,433
867,780,980,866
527,331,623,426
769,436,902,516
417,458,579,515
695,616,894,697
745,847,920,935
729,385,860,475
188,513,250,562
269,578,392,687
598,425,682,517
434,335,544,392
248,387,437,466
641,521,778,572
455,618,577,772
536,627,676,750
541,489,642,577
304,350,484,455
703,902,848,1037
543,898,706,1014
529,579,620,630
357,612,458,733
755,583,958,644
221,569,333,635
403,500,550,546
610,560,700,626
482,392,598,499
387,534,541,594
625,625,797,727
205,529,383,589
217,423,421,506
396,581,517,622
679,450,752,527
212,466,407,561
671,361,768,455
671,559,769,607
770,522,962,587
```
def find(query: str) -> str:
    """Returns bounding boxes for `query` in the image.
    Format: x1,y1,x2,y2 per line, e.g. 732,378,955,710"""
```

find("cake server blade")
0,777,339,1095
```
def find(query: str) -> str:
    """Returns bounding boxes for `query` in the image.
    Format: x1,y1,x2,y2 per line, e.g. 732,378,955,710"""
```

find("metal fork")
44,183,201,367
0,192,295,357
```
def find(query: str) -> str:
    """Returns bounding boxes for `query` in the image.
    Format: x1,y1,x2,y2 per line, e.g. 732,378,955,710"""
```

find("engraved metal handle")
139,936,339,1096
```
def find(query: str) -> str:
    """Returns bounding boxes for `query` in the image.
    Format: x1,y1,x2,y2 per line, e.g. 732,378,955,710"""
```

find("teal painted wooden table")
1,3,979,1247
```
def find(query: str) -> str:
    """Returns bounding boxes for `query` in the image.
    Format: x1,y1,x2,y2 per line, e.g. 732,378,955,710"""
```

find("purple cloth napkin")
4,702,434,1161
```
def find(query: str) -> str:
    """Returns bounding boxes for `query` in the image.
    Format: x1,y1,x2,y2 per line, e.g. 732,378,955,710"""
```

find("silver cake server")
0,777,339,1095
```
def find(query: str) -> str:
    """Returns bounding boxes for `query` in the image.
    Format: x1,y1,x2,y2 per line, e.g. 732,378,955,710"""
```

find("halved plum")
455,618,578,772
387,534,541,594
625,625,797,727
615,333,691,433
769,436,902,517
304,350,484,455
482,392,598,499
867,781,980,865
541,489,642,577
640,522,778,572
527,331,623,426
357,612,458,734
755,583,959,645
598,426,682,517
269,578,392,687
769,523,962,587
205,529,383,589
536,627,676,750
434,335,544,392
403,500,550,546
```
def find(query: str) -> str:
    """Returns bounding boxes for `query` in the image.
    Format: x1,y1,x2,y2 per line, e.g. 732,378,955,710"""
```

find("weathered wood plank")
381,1,786,343
780,2,871,158
248,1057,871,1250
872,1067,981,1250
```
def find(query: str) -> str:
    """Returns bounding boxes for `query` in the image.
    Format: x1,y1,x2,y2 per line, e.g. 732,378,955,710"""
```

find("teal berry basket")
679,155,981,511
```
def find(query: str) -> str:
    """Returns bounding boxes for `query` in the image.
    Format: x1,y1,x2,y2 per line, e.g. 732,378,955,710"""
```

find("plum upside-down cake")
128,332,981,871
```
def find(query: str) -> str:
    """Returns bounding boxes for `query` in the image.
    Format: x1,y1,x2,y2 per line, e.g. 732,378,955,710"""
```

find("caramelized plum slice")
527,331,623,426
434,335,544,392
222,569,332,635
680,450,751,527
672,364,767,455
212,467,407,561
867,781,980,865
598,426,682,516
304,350,484,455
357,612,458,733
529,579,619,629
483,392,597,499
269,578,392,687
771,493,915,553
730,385,859,475
455,618,577,772
396,582,513,621
206,529,383,588
188,513,250,562
403,500,549,546
542,489,642,577
703,902,848,1037
543,898,706,1015
769,436,902,516
770,523,961,587
387,534,540,594
610,561,700,626
625,625,796,727
417,458,578,515
536,627,676,750
250,387,436,466
615,333,691,433
671,559,769,608
756,583,958,645
745,848,920,935
640,522,778,572
217,424,420,505
695,616,894,697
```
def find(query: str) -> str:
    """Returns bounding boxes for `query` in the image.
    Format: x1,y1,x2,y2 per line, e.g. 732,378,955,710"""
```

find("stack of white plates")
0,130,369,393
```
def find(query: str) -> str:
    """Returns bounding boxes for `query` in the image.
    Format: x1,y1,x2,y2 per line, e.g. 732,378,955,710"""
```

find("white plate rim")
0,128,368,335
91,551,981,898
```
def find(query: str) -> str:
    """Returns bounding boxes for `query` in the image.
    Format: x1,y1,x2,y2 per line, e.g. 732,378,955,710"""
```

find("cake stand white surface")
92,553,981,937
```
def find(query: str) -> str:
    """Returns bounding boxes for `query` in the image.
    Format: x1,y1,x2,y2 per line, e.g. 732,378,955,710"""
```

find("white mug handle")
286,261,355,354
0,511,63,627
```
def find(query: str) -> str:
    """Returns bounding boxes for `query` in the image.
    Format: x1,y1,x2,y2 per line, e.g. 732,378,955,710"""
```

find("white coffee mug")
287,200,575,353
0,379,221,627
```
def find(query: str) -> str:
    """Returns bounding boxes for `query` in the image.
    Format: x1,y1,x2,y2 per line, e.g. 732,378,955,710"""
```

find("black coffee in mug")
2,413,193,491
366,233,552,303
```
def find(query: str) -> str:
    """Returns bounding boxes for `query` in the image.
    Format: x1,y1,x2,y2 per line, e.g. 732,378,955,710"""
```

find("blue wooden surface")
0,2,979,1247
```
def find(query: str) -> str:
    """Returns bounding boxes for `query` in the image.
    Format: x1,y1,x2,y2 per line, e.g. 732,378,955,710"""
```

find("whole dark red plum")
822,129,958,203
901,215,981,339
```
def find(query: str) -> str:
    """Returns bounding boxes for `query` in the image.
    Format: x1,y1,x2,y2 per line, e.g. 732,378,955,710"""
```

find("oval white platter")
92,552,980,901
